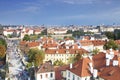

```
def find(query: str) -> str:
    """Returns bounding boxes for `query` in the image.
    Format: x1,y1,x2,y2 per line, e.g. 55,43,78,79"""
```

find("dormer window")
66,46,69,49
50,73,53,78
56,50,58,54
66,50,69,53
40,75,42,79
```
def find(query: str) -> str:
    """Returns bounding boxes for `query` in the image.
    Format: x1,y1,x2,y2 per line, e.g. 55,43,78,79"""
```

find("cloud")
19,1,42,13
55,0,96,4
55,0,112,5
54,7,120,21
21,6,40,13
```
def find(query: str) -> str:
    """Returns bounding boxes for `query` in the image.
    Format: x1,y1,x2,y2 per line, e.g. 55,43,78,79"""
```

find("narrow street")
6,39,29,80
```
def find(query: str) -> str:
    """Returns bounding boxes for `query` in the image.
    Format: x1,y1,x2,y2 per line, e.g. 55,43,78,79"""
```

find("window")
40,75,42,79
68,72,70,77
50,73,53,78
46,74,48,78
73,75,75,80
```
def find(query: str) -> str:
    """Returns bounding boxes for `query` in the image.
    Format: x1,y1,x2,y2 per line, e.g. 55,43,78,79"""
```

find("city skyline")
1,0,120,25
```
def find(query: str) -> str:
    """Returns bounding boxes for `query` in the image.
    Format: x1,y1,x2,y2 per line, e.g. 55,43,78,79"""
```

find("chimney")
93,69,98,78
113,60,118,66
72,46,74,49
70,63,73,69
106,59,110,66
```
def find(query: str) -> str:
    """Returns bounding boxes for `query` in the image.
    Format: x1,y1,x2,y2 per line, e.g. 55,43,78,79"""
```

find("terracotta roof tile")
45,48,89,54
55,65,69,80
37,61,54,73
27,42,39,47
80,40,93,46
99,66,120,80
92,40,106,46
68,57,92,77
20,41,27,45
93,52,106,69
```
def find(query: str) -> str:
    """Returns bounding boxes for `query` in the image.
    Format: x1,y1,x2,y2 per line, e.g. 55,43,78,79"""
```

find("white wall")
36,72,55,80
3,31,13,36
66,70,91,80
81,45,93,52
44,54,75,64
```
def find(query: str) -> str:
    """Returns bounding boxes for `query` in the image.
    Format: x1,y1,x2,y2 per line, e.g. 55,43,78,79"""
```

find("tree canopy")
0,38,7,48
0,38,7,59
104,31,115,40
72,30,84,38
103,40,118,50
92,48,100,55
23,34,30,41
114,29,120,40
27,48,45,67
53,60,64,66
0,45,6,58
74,53,82,62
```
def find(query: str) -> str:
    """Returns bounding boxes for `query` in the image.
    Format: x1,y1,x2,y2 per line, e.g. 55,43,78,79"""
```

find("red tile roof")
99,66,120,80
20,41,27,45
55,65,69,80
20,41,40,48
68,57,92,77
27,42,40,47
80,40,93,46
37,61,54,73
92,40,106,46
93,52,106,69
45,48,89,54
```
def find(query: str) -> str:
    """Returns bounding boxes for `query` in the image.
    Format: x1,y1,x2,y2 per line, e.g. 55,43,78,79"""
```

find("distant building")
0,26,3,35
51,34,72,39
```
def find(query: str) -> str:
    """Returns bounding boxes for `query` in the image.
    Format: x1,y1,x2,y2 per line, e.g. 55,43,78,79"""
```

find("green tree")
92,48,100,55
74,53,82,62
84,31,94,35
104,31,115,40
0,38,7,59
23,34,30,41
67,30,72,34
27,48,45,67
7,34,12,38
53,60,64,66
114,29,120,40
72,30,84,38
40,28,47,35
0,38,7,48
103,40,118,50
30,34,38,41
68,56,76,64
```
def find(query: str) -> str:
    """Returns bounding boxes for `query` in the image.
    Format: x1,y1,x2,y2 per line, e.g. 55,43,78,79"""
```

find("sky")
0,0,120,25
